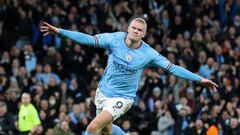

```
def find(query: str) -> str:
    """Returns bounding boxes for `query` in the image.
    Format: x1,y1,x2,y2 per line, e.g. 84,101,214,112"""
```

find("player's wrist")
200,77,203,82
52,27,59,34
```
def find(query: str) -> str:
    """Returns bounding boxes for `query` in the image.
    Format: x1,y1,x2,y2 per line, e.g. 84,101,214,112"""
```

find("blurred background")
0,0,240,135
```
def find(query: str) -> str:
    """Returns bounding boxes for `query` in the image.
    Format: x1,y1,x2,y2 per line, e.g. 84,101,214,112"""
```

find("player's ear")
142,32,146,38
127,26,130,33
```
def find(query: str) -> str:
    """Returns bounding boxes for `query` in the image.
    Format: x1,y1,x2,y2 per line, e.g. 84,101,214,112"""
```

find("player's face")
127,21,146,42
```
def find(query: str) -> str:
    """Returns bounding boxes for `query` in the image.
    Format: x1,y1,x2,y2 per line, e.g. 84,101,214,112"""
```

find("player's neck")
125,38,141,49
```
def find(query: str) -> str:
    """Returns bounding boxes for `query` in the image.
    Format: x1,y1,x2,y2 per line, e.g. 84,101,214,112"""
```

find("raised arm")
151,50,218,93
40,22,110,48
168,64,218,93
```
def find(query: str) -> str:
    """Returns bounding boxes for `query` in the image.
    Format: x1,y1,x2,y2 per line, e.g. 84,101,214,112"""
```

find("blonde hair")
130,17,147,32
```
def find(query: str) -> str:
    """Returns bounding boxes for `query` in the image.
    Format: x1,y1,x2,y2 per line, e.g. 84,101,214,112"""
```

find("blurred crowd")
0,0,240,135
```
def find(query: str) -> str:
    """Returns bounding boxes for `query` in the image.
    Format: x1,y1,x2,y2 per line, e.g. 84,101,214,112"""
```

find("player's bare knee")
100,130,112,135
86,123,99,133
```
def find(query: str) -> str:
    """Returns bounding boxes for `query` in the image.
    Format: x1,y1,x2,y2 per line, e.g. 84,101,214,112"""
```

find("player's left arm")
152,54,201,82
151,50,218,92
168,64,218,92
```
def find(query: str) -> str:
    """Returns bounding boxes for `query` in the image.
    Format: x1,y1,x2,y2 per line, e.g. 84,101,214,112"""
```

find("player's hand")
40,22,59,36
200,77,219,94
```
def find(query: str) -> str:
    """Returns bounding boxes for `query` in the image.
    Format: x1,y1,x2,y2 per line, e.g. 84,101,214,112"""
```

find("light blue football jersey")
94,32,170,99
59,30,201,100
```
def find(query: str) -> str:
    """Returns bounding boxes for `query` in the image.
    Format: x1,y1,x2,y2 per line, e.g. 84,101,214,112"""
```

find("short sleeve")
31,105,41,125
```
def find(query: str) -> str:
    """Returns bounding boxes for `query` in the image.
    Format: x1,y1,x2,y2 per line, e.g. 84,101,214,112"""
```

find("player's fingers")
212,82,219,87
43,22,52,27
40,26,49,29
209,88,216,95
212,86,217,92
206,80,218,88
43,32,49,36
40,27,49,32
40,29,48,33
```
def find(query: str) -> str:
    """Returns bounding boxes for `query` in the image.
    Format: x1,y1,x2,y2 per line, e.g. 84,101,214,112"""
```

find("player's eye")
138,28,143,32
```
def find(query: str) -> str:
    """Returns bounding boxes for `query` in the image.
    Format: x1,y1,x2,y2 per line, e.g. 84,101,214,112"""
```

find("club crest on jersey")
126,54,133,62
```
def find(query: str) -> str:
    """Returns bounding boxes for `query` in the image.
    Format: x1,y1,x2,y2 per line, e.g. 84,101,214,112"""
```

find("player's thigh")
95,88,105,114
103,97,133,121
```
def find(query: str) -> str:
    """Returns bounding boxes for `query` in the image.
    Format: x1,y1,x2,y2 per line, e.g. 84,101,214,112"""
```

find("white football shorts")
95,88,134,121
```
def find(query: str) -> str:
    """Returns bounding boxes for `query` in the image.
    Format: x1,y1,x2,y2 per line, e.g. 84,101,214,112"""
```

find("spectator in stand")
157,111,175,135
23,45,37,73
184,119,206,135
225,117,240,135
0,101,16,135
68,103,80,127
52,120,74,135
121,118,135,133
5,89,19,116
0,51,11,76
199,57,215,79
36,64,61,85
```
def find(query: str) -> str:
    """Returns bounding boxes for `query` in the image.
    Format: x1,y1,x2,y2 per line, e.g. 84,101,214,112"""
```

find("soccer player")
40,18,218,135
